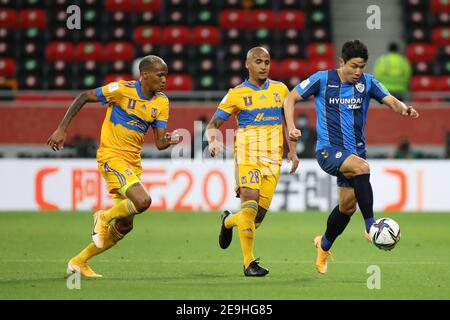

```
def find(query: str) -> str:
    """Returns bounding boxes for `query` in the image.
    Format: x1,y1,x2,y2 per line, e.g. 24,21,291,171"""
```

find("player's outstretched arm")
46,89,99,151
382,95,420,119
205,114,226,157
282,116,299,174
153,128,180,150
284,89,303,141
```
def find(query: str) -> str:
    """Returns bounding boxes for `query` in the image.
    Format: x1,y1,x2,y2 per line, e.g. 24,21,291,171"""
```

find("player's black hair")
341,40,368,63
138,55,165,72
388,42,399,52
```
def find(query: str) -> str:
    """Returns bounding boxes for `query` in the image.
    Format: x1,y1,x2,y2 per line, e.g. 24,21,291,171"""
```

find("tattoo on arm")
59,89,99,129
207,115,225,130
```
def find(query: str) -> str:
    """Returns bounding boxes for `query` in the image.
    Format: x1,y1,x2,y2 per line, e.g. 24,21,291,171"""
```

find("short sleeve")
151,99,169,129
215,89,238,121
295,72,322,99
95,81,123,105
369,77,390,103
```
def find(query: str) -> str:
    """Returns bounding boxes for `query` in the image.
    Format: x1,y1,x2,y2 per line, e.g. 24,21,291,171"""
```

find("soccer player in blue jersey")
284,40,419,274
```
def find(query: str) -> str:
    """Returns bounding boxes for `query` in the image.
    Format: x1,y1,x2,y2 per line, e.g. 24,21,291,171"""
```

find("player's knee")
134,196,152,213
116,221,133,234
353,160,370,175
340,205,356,216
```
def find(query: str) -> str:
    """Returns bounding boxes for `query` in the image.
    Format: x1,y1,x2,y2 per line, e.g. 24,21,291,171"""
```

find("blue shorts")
315,146,366,188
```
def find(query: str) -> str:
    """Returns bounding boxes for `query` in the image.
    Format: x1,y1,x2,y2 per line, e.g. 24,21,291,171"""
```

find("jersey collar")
243,79,270,91
136,81,154,100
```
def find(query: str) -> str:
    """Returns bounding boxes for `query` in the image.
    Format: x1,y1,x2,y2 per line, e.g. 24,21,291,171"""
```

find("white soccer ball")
369,218,401,251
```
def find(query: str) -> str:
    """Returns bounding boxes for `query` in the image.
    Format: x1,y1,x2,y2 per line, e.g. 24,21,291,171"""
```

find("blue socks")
322,205,351,251
354,173,375,232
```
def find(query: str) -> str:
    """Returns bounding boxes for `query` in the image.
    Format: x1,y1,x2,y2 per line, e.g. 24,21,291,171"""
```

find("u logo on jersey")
151,107,158,118
273,92,281,103
243,96,253,106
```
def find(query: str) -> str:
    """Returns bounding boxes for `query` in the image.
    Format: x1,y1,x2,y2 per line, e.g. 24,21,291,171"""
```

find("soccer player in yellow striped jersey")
47,55,180,278
206,47,299,276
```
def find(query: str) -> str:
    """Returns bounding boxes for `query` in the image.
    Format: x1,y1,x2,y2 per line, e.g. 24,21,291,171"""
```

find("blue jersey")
295,70,390,153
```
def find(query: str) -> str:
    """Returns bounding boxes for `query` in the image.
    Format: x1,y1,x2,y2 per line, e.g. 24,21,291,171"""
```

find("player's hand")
165,130,181,145
287,151,299,175
46,127,67,151
288,128,302,141
402,106,419,118
208,140,224,157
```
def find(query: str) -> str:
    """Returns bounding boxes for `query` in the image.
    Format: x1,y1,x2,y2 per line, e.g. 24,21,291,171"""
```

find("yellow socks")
74,223,124,263
236,200,258,268
102,199,138,223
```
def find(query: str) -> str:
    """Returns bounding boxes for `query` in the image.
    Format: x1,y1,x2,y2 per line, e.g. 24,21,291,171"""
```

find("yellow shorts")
98,158,141,197
234,158,280,210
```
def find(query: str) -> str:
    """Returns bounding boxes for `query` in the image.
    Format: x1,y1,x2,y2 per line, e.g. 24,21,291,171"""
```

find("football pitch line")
1,259,449,265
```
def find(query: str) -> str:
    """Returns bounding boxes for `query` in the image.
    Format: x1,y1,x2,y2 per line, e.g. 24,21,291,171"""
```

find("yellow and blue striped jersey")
95,80,169,168
215,79,289,164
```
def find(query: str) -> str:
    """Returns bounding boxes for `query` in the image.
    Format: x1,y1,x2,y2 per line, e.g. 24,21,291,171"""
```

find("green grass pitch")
0,211,449,299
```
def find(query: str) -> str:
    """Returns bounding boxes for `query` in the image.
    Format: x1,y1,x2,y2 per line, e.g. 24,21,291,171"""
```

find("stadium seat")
406,26,431,42
136,11,160,25
431,0,450,13
222,42,246,59
192,7,219,25
103,11,134,26
78,73,103,90
166,57,190,74
309,57,335,74
412,61,434,75
406,43,437,63
405,10,429,27
162,26,191,44
221,0,243,9
136,0,162,12
134,26,162,45
46,26,76,41
221,73,246,90
135,43,160,58
277,10,305,30
279,59,309,78
78,25,102,41
18,73,44,90
0,27,15,42
75,61,103,78
164,43,191,60
104,60,132,75
0,40,14,57
192,57,217,75
432,27,450,45
278,0,302,8
433,12,450,27
403,0,429,11
17,41,44,58
307,26,332,42
268,59,279,78
47,60,73,75
219,10,249,29
281,42,305,58
104,42,134,62
76,42,104,61
438,75,450,91
192,26,220,45
249,10,276,29
79,0,104,8
0,0,17,8
46,42,76,61
18,57,43,75
48,73,74,90
18,9,46,28
411,75,439,91
308,9,331,27
104,74,133,84
194,74,219,90
0,58,15,77
192,44,216,59
81,7,102,26
103,25,133,42
165,74,193,91
0,9,17,28
166,8,190,25
105,0,134,12
307,42,335,58
221,28,247,45
278,28,303,44
47,7,69,27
